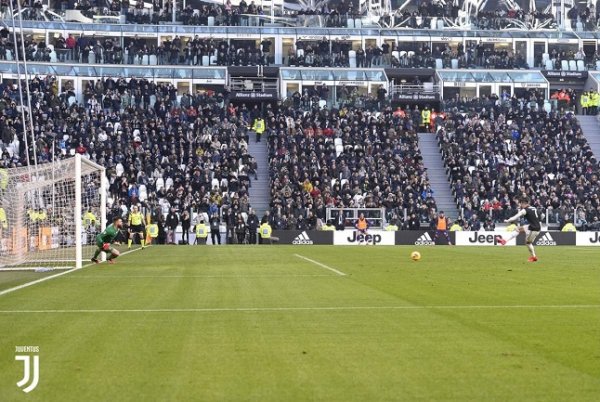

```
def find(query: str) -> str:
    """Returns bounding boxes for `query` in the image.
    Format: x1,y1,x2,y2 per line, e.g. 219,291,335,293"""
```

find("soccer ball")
411,251,421,261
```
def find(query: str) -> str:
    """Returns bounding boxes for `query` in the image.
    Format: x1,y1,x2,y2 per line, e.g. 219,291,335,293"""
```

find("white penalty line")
294,254,346,276
0,247,146,298
0,305,599,314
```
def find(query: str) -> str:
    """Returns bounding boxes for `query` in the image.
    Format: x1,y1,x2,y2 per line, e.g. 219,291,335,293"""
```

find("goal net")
0,155,106,270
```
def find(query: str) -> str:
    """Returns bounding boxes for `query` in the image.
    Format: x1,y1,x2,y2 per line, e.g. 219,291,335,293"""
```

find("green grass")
0,245,599,401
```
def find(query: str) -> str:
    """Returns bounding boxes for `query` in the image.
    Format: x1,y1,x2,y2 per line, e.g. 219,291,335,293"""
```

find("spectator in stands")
438,95,600,225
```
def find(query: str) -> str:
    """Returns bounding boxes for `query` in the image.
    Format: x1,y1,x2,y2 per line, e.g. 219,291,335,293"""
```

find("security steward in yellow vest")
0,207,7,230
449,220,463,231
321,220,335,231
385,220,399,231
146,223,159,240
421,107,431,132
83,210,97,228
259,221,272,240
588,92,600,116
561,220,576,232
195,220,209,245
581,92,590,115
252,117,266,143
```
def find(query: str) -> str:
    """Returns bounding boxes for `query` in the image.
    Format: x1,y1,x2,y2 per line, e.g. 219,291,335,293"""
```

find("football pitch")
0,246,599,401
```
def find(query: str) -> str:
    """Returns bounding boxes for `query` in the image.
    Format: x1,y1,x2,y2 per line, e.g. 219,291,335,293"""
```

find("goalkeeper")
91,217,124,264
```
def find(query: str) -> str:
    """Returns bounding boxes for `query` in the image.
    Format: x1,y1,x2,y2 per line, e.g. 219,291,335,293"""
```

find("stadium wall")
272,231,598,246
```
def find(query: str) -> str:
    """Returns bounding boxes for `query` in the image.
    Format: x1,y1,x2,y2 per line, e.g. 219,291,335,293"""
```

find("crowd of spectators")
0,75,262,235
437,95,600,228
2,28,529,71
2,32,271,67
267,98,437,230
13,0,600,33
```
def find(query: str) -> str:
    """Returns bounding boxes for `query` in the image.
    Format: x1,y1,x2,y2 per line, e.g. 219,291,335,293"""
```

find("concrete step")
418,133,459,218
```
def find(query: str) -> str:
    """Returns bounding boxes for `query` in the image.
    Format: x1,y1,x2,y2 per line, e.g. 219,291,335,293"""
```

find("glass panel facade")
0,62,226,80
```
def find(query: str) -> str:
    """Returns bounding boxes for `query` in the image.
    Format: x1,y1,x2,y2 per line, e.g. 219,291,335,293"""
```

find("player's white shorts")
521,225,539,244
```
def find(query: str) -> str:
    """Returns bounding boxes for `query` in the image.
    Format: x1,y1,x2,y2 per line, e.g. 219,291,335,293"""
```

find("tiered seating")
268,105,437,229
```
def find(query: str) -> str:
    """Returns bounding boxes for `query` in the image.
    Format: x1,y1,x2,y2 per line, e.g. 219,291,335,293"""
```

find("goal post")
0,154,106,270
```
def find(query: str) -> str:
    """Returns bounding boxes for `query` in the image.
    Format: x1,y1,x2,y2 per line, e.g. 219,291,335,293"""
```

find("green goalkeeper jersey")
96,224,120,245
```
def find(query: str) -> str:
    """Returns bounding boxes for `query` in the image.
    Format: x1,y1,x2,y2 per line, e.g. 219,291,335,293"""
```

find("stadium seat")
202,55,209,66
49,51,57,63
543,100,551,113
347,18,354,28
149,54,158,65
407,51,415,59
430,17,437,30
545,59,554,71
596,60,600,70
569,60,577,71
451,59,458,69
435,59,443,69
6,49,12,61
355,19,362,28
208,16,215,26
335,145,343,157
296,49,304,58
576,21,583,32
577,60,585,71
392,51,400,61
165,177,174,190
139,185,147,202
437,19,444,29
542,53,550,63
142,55,149,65
89,52,96,64
334,138,343,147
561,60,568,71
156,177,164,191
349,50,356,68
423,82,434,92
211,178,220,190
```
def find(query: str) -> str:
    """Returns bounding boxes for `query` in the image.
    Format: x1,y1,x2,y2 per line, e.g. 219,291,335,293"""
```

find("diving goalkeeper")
91,217,124,264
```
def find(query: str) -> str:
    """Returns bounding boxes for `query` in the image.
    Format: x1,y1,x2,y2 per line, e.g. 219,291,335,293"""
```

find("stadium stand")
267,98,437,230
437,92,600,229
0,75,258,225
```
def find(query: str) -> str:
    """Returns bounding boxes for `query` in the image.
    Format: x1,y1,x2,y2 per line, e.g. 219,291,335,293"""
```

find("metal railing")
326,208,386,229
229,77,279,94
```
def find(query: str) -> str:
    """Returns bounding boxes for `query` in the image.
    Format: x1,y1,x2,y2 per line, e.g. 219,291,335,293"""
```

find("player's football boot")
497,238,507,246
91,258,99,264
527,256,538,262
107,259,116,265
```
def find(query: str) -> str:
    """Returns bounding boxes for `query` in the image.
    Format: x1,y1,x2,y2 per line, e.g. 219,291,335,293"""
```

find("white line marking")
67,274,335,278
0,247,145,297
0,305,598,314
294,254,346,276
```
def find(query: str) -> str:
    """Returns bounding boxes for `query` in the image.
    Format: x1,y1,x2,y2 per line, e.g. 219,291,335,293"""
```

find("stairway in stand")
247,134,270,217
577,115,600,161
417,133,459,219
